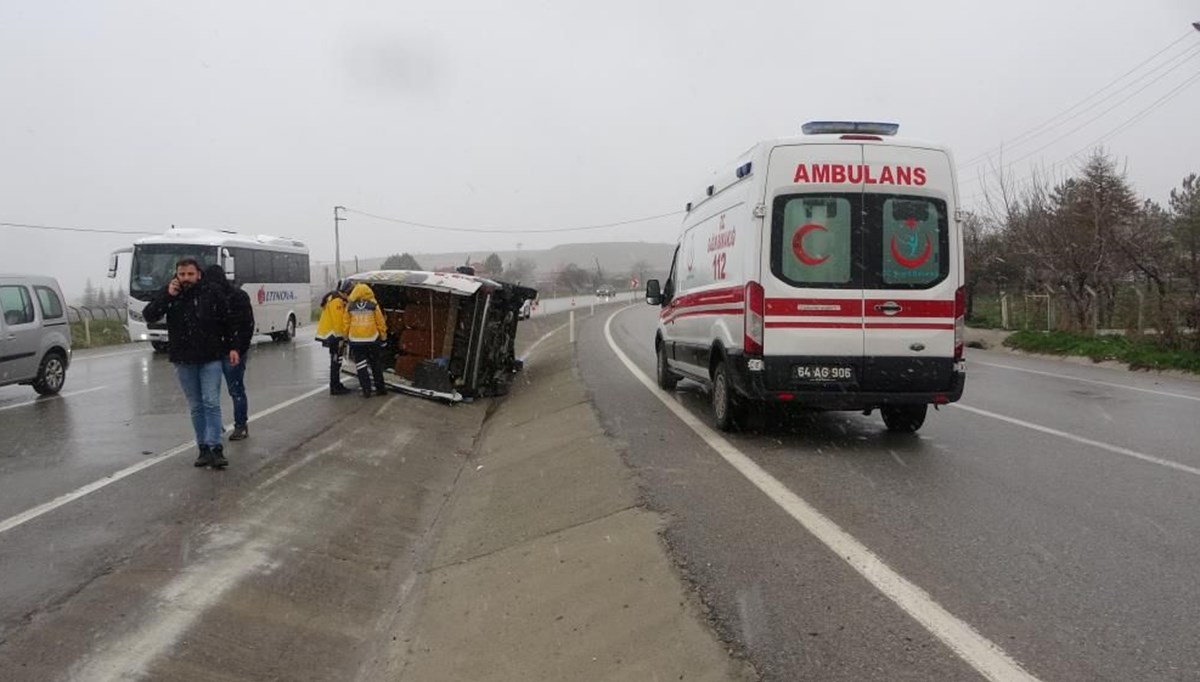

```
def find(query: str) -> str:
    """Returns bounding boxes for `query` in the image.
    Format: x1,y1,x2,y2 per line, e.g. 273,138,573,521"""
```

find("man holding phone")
144,258,239,469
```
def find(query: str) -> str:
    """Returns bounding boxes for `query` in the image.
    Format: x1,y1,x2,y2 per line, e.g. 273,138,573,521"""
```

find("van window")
771,194,858,289
0,285,36,326
869,195,948,289
34,286,64,319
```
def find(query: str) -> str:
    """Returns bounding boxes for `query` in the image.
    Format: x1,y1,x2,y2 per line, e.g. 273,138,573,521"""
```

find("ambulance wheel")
151,341,169,353
656,344,679,391
881,404,927,433
711,362,741,432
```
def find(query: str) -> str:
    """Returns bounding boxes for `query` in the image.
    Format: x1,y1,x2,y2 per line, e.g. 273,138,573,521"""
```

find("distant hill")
311,241,675,289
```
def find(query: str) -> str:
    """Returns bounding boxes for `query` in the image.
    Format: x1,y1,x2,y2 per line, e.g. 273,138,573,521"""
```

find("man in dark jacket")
143,258,238,469
205,264,255,440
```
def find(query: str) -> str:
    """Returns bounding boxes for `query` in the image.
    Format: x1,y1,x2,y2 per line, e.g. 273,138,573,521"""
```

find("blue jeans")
175,361,224,448
223,353,248,427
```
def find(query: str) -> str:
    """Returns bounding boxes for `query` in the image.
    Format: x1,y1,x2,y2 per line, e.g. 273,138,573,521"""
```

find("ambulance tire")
656,344,679,391
881,404,927,433
711,362,742,432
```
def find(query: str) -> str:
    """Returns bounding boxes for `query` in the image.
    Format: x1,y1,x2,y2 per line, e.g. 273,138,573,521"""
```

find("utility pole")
334,206,346,279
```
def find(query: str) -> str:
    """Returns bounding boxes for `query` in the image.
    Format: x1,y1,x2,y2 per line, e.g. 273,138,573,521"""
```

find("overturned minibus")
340,270,537,402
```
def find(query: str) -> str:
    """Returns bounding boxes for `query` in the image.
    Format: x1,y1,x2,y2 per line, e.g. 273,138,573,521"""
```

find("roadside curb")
390,319,755,682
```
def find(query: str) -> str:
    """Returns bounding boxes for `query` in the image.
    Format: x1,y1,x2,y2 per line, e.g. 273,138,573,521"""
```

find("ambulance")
645,121,966,433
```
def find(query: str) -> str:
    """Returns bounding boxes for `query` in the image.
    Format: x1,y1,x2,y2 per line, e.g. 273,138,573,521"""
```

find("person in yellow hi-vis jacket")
315,283,352,395
342,282,388,397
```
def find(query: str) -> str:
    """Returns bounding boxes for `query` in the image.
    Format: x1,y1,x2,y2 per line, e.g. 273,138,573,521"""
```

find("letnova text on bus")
108,228,311,352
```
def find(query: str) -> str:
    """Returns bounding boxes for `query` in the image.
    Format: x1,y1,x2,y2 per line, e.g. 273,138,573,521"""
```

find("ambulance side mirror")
645,279,662,306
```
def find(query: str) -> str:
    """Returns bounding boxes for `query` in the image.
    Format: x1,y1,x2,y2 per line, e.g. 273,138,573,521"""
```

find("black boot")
229,424,249,441
194,445,212,468
330,384,351,395
210,445,229,469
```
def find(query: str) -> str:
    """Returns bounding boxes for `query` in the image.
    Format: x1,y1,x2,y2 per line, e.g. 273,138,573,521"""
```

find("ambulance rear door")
859,144,960,394
760,142,866,391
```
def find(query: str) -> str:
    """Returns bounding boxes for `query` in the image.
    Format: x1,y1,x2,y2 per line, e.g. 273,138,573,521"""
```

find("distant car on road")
596,286,616,299
0,274,72,395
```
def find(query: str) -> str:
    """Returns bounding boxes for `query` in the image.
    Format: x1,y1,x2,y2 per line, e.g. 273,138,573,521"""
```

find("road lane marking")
604,306,1042,682
952,403,1200,477
518,321,570,363
0,385,328,537
971,359,1200,403
72,348,149,362
0,385,108,413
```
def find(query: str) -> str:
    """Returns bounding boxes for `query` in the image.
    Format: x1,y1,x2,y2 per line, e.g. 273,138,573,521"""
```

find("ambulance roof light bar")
801,121,899,136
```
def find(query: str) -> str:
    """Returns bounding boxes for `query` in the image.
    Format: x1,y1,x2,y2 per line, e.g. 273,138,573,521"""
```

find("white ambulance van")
645,121,965,433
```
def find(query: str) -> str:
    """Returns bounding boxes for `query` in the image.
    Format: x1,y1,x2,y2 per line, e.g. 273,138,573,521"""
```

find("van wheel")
656,344,679,391
151,341,169,353
32,351,67,395
711,362,741,431
881,405,927,433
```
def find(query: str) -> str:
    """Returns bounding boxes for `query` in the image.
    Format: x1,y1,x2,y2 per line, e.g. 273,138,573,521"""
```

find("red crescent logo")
792,224,829,266
890,235,933,269
256,286,266,305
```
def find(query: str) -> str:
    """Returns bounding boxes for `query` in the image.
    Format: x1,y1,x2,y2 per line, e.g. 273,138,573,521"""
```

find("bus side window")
231,248,255,284
255,250,274,284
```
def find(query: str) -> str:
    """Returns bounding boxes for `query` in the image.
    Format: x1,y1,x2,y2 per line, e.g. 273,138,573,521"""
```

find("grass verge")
71,320,131,349
1004,330,1200,374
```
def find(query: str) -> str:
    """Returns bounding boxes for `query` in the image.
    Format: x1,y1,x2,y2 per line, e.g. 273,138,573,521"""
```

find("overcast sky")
2,0,1198,298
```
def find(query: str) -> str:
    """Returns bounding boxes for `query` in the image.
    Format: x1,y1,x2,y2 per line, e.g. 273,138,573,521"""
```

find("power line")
960,66,1200,205
958,28,1200,169
963,62,1200,188
0,221,159,236
341,207,684,234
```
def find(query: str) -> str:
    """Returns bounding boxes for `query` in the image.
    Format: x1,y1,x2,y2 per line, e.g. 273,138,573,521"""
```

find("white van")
0,274,72,395
645,122,965,433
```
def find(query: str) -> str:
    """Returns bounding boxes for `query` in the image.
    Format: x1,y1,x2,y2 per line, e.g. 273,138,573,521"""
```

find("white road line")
0,385,327,537
0,385,109,413
971,359,1200,403
518,321,570,363
952,403,1200,477
71,348,148,362
604,307,1042,682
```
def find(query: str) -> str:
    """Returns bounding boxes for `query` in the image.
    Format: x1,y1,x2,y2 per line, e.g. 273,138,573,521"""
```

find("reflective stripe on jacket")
343,283,387,343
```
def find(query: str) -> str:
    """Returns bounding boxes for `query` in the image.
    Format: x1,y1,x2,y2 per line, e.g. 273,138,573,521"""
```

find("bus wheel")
275,315,296,342
881,405,927,433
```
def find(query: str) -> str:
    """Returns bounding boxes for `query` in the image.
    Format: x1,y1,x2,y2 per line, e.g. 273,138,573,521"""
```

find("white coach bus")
108,228,311,352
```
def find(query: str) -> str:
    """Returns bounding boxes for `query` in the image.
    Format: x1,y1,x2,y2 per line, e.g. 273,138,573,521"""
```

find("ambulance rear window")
774,195,855,287
875,196,947,288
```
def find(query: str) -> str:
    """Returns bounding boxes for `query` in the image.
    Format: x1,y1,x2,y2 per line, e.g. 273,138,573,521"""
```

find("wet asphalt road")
580,305,1200,682
4,303,1200,681
0,333,347,644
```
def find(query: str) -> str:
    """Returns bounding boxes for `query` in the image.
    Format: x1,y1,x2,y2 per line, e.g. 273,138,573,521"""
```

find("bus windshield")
130,244,219,299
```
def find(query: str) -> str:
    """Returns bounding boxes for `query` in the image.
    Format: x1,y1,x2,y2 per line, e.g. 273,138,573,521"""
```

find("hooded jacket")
342,283,387,344
143,274,233,364
315,290,349,343
203,264,255,355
